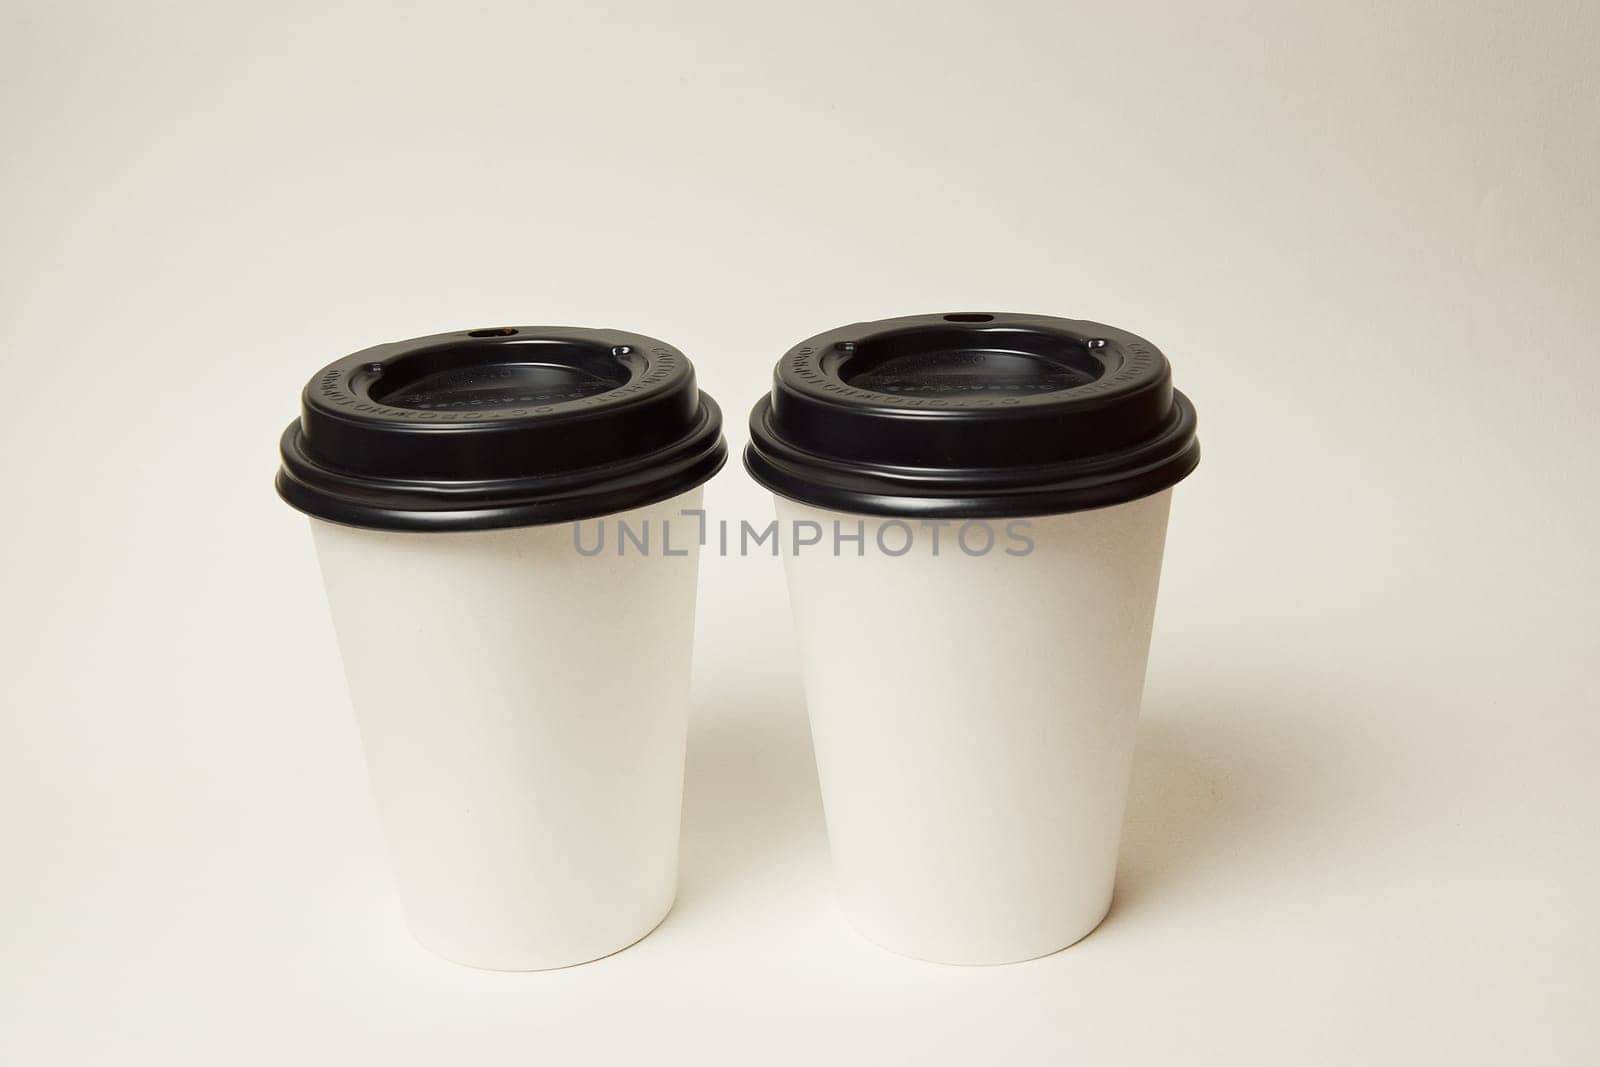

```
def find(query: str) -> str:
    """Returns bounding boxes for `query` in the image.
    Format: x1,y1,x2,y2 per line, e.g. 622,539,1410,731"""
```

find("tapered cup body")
776,490,1172,964
311,489,704,970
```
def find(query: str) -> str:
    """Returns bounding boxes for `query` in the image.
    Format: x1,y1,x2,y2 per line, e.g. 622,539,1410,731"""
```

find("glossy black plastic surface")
277,327,726,530
744,312,1199,517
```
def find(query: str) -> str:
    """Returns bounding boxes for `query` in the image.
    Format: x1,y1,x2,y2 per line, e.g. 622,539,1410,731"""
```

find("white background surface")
3,2,1597,1063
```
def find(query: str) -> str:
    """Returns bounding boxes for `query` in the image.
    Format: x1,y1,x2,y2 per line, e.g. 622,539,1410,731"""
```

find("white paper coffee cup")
278,326,726,969
746,312,1200,964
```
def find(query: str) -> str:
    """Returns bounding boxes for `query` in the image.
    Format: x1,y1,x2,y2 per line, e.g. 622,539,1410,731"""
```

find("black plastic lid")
277,326,726,531
744,312,1199,517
